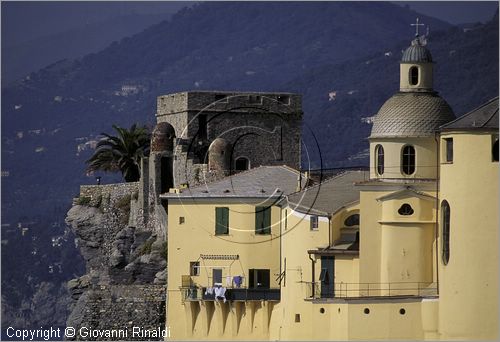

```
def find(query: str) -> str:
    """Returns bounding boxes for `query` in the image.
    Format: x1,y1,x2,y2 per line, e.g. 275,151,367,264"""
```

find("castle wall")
66,285,166,341
79,182,139,205
155,92,302,188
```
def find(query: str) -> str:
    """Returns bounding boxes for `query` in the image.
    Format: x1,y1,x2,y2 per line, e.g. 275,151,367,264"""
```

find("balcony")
304,281,438,300
180,286,280,302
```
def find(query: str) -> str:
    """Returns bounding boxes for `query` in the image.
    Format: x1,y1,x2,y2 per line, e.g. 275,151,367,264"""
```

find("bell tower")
359,20,456,291
399,19,434,92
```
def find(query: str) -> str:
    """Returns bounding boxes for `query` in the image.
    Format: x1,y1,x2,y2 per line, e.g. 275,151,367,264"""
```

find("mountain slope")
2,13,176,85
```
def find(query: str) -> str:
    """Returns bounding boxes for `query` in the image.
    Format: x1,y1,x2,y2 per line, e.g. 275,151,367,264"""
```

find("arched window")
492,139,499,162
409,66,419,86
375,145,384,175
398,203,414,216
344,214,360,227
441,200,451,265
235,157,250,171
402,145,416,175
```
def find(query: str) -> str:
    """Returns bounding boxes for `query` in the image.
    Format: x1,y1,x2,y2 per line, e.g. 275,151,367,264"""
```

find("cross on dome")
411,17,425,37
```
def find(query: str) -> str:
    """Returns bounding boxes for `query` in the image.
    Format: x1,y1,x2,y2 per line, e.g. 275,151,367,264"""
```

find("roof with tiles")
440,97,499,131
370,92,455,138
286,170,370,216
161,165,300,199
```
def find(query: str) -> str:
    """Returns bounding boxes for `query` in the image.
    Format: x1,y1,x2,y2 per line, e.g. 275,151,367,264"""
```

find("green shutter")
255,206,271,235
263,207,271,234
255,207,263,234
215,207,229,235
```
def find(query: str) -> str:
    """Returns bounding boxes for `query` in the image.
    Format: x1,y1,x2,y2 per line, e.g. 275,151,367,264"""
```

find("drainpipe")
328,215,332,247
308,253,316,298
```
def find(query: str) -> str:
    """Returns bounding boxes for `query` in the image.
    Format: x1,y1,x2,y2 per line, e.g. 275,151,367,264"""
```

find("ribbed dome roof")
401,39,433,63
370,92,455,138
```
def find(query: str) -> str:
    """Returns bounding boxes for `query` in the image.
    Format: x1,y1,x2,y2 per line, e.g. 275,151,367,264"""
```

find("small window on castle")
492,138,499,162
409,66,419,86
179,216,185,225
344,214,360,227
402,145,416,175
398,203,414,216
277,95,290,105
444,138,453,163
295,314,301,323
310,215,319,231
198,114,207,140
248,95,262,104
375,144,384,175
215,94,228,102
235,157,249,171
190,262,200,276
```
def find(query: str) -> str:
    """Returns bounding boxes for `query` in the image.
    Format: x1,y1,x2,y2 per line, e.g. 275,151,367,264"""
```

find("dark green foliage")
86,124,150,182
77,196,91,206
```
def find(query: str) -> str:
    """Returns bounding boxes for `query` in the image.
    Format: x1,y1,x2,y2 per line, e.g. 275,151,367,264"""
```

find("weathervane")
411,17,425,37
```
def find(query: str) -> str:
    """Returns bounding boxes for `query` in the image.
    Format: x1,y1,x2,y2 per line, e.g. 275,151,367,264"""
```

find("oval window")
375,145,384,175
409,66,419,85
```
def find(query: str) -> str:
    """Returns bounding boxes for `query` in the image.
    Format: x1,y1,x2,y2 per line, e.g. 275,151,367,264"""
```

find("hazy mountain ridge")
1,3,189,84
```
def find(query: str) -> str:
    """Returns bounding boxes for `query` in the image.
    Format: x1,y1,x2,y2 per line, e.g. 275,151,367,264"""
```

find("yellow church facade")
163,34,499,340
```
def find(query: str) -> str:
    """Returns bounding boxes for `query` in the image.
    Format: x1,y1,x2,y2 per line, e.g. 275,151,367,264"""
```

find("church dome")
151,122,176,152
370,92,455,138
401,39,433,63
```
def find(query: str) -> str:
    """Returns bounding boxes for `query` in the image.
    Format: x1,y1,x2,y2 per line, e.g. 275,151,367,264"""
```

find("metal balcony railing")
180,286,280,302
304,281,438,299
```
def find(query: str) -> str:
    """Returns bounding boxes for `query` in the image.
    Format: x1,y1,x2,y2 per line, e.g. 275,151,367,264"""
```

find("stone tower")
153,91,303,189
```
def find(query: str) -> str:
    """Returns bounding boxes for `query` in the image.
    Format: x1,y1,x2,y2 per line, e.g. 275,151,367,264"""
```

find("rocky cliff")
64,182,167,341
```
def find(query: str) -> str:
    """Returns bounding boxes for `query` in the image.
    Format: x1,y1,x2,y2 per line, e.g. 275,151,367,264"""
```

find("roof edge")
440,96,499,131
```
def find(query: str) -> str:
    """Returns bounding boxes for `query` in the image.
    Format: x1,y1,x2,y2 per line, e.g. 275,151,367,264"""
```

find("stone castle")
140,91,303,238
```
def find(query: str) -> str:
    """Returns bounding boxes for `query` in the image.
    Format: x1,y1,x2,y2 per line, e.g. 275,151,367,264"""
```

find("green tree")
86,124,150,182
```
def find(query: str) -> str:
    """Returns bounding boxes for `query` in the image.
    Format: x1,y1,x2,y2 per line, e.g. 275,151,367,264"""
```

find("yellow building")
163,34,499,340
437,97,499,340
163,166,303,340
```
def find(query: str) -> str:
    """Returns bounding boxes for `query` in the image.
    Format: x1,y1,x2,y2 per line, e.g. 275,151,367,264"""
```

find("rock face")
65,183,167,340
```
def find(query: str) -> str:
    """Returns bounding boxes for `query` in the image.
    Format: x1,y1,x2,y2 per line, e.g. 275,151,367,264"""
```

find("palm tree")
86,124,150,182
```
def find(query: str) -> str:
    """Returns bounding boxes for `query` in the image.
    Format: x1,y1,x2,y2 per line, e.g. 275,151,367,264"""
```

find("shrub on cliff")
86,124,150,182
